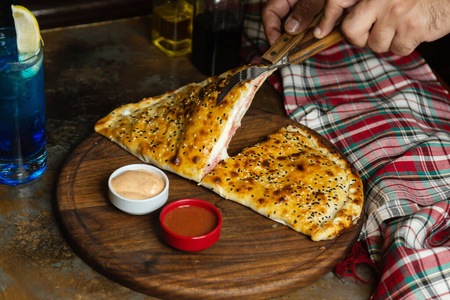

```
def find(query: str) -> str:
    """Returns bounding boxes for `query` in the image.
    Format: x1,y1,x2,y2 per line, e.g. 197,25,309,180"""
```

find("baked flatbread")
95,66,274,182
200,125,363,241
95,65,363,241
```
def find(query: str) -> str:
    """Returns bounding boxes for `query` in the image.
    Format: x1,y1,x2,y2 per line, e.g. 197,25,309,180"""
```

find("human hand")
262,0,325,45
262,0,450,55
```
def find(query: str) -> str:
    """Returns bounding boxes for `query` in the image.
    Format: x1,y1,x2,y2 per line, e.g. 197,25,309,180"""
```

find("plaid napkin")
243,1,450,299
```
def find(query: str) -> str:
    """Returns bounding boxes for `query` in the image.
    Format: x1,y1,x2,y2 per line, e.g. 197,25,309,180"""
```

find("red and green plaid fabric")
243,1,450,299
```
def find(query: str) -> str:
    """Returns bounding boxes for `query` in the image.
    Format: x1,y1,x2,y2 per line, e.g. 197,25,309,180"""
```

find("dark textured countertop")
0,15,377,299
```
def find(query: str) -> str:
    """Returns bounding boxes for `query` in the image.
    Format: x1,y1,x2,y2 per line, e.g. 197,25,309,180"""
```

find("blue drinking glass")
0,27,46,185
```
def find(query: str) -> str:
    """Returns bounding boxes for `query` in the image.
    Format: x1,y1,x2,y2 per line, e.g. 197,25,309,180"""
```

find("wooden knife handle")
288,28,344,65
261,33,309,65
261,12,323,65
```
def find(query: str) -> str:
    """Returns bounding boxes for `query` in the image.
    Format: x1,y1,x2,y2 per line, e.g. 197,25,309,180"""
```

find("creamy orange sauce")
111,169,165,199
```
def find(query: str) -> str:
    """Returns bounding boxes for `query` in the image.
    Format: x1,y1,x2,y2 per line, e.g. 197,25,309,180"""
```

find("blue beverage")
0,27,46,185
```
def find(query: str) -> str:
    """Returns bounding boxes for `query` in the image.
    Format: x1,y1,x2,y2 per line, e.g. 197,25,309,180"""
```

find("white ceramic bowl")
108,164,169,215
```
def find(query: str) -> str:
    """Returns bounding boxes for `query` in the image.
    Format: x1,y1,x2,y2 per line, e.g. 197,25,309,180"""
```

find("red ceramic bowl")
160,199,222,252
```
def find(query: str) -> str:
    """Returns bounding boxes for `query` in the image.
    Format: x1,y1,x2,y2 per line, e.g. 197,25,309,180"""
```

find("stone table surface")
0,16,376,299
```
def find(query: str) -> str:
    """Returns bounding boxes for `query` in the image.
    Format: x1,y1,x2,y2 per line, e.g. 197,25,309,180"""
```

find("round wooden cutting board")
56,108,363,300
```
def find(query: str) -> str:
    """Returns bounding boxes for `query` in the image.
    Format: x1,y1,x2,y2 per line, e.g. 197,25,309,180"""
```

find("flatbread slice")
200,125,364,241
95,66,274,182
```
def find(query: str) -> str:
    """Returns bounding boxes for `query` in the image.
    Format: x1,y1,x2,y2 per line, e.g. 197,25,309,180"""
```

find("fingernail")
285,19,301,33
314,27,322,38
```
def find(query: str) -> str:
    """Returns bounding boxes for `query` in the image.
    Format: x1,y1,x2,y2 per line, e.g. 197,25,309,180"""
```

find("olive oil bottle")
152,0,193,57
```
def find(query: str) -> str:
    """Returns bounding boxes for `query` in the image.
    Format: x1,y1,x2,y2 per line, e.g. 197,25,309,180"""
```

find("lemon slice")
11,5,43,59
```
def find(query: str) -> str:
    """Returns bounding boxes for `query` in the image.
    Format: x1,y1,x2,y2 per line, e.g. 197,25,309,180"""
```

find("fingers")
389,35,418,56
340,1,376,48
314,0,358,38
341,0,422,55
263,0,325,45
262,10,284,45
284,0,324,35
264,0,450,53
262,0,292,45
366,23,396,54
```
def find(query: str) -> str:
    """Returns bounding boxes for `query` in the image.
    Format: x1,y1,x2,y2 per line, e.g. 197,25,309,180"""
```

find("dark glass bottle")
191,0,243,76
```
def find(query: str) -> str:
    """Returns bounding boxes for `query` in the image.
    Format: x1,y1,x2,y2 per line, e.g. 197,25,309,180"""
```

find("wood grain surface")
56,108,363,300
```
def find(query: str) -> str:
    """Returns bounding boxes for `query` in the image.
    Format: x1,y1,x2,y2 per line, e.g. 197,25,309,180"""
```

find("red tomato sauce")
164,205,218,237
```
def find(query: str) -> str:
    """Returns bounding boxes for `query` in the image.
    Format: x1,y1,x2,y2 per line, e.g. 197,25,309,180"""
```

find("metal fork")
215,26,344,105
216,65,275,105
215,13,324,106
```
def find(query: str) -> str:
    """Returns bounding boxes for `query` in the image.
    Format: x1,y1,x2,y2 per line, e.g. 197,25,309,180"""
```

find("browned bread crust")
200,125,364,241
95,66,363,241
95,66,274,182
